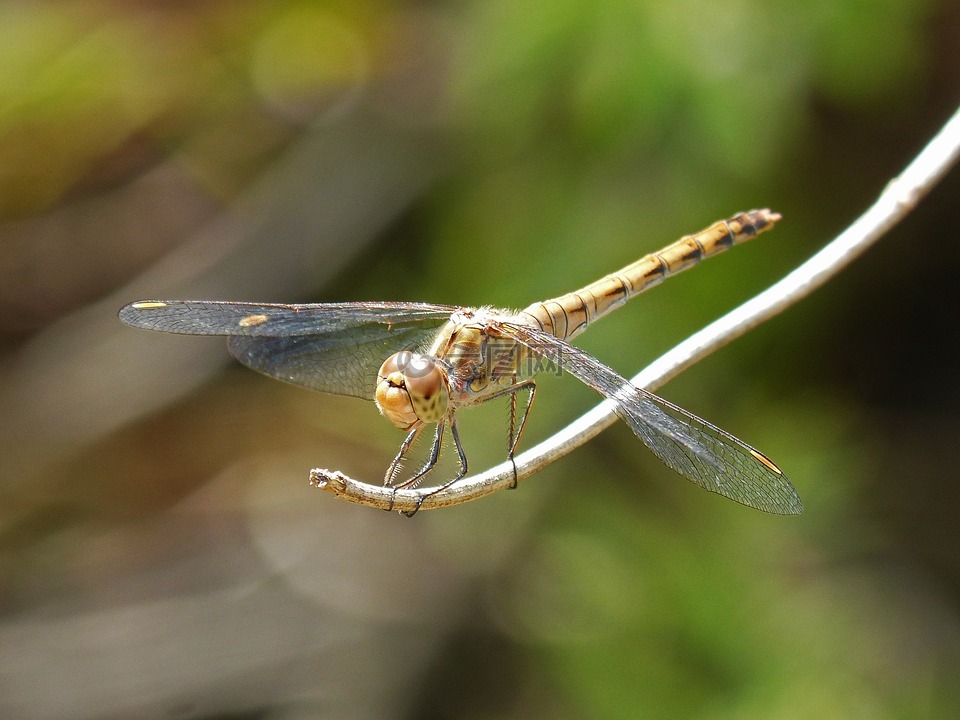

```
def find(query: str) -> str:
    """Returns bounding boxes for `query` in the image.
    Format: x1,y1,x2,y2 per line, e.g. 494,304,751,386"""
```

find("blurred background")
1,1,959,718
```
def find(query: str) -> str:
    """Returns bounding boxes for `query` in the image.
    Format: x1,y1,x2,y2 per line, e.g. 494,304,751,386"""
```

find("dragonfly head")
375,351,449,429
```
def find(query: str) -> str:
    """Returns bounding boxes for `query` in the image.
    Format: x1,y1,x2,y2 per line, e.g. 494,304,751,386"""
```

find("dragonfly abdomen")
519,209,780,341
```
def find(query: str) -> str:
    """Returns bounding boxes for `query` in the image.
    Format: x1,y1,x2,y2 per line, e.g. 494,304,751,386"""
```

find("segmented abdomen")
519,209,780,341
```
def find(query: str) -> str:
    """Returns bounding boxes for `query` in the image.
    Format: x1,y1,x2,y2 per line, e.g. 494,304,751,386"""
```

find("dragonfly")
120,209,802,515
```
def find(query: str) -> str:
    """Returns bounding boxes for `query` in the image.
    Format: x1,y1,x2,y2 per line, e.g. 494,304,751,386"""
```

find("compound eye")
389,352,450,424
405,362,442,399
395,351,432,377
377,352,403,379
375,352,418,429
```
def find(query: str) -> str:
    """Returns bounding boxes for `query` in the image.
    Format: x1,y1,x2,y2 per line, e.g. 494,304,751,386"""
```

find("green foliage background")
1,1,958,718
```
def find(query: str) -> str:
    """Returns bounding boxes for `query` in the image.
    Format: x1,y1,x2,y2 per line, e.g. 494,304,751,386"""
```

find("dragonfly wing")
119,300,457,336
120,300,456,399
497,320,802,515
228,324,441,399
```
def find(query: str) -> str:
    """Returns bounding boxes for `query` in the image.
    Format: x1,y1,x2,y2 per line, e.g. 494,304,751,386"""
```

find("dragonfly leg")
394,422,446,491
385,425,431,513
506,381,536,489
480,379,538,489
384,425,424,488
406,421,468,517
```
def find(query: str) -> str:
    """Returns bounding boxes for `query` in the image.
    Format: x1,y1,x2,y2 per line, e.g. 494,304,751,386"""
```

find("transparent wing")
119,300,455,399
227,326,442,398
119,300,457,336
496,320,802,515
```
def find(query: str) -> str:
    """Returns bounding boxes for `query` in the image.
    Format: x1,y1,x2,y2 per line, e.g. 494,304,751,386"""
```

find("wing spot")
131,301,168,309
750,449,782,475
239,314,269,328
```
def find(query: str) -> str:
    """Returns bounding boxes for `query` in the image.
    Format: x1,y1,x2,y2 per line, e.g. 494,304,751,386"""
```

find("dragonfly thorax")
375,351,449,429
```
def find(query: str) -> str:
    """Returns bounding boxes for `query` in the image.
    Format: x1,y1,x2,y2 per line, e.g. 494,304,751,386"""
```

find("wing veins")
119,300,457,337
120,300,455,399
496,320,802,514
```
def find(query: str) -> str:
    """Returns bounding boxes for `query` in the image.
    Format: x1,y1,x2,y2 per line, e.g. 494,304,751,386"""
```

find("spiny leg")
506,381,536,489
481,379,537,489
508,384,517,484
398,378,535,515
408,420,468,517
384,425,423,512
385,425,424,486
395,421,446,491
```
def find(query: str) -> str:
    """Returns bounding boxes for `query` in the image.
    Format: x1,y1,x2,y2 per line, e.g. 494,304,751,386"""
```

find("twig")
311,104,960,513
